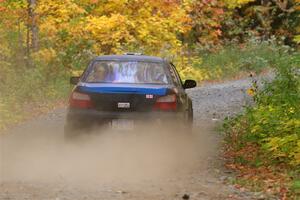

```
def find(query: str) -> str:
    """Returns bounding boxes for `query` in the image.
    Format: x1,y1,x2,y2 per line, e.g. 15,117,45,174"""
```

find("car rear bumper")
65,108,185,128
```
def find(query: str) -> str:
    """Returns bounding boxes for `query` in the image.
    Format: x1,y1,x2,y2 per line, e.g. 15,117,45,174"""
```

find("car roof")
93,55,166,63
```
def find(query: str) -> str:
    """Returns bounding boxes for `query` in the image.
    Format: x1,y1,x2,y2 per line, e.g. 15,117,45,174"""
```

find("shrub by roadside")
223,46,300,198
0,60,70,131
195,37,285,81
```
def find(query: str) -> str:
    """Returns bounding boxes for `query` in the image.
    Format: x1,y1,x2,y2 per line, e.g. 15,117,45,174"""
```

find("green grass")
195,38,283,80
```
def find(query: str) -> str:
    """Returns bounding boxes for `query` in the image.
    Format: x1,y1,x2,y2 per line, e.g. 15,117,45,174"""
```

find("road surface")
1,78,262,200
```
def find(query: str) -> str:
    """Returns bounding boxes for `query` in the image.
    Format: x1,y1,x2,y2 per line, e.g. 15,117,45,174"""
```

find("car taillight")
69,91,94,108
153,94,177,111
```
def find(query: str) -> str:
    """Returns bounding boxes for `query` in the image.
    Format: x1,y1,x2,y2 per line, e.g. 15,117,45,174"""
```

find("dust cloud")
0,123,214,186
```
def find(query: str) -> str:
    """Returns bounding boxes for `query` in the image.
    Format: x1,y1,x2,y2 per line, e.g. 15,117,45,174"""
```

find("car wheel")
186,105,193,133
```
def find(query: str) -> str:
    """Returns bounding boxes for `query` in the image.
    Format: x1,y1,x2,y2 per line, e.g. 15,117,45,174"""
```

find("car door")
169,62,193,123
168,63,191,113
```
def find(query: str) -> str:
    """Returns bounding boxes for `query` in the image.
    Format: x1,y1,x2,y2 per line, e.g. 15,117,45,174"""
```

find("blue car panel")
78,85,168,95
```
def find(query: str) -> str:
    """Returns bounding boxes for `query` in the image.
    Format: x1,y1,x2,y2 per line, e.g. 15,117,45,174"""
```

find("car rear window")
84,61,170,84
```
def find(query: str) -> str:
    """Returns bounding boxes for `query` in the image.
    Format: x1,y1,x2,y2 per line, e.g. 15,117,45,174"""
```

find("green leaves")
223,0,300,45
291,179,300,194
223,42,300,197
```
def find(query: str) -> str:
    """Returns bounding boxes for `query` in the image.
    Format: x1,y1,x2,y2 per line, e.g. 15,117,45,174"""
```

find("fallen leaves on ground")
223,142,297,199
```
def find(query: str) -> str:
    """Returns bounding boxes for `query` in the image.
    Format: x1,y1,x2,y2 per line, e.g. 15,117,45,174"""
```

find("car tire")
186,105,194,133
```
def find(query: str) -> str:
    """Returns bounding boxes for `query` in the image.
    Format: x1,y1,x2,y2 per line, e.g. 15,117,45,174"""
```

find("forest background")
0,0,300,197
0,0,300,122
1,0,299,127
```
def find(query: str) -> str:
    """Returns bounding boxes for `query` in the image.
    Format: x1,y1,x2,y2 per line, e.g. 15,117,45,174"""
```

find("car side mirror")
70,76,80,85
183,79,197,89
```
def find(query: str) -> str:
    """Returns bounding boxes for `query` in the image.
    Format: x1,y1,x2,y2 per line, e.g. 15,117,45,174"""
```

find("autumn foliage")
0,0,227,129
0,1,300,197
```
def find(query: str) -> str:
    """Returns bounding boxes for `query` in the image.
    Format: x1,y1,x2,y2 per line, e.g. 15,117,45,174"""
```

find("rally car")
64,53,196,137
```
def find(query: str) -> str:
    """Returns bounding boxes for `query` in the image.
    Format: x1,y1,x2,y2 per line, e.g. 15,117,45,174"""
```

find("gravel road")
0,77,262,200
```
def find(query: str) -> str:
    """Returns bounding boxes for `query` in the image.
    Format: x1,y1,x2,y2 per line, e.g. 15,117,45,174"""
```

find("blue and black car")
65,53,196,137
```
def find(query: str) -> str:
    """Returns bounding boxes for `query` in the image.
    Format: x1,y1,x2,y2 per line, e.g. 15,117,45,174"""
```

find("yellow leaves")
264,134,300,166
71,69,84,77
224,0,255,8
37,0,85,22
282,119,300,134
37,0,86,39
290,141,300,165
84,14,132,54
293,153,300,165
92,0,129,15
250,125,261,133
289,107,295,114
0,32,11,56
247,88,255,96
76,0,189,55
268,106,276,112
30,0,193,62
32,48,57,65
295,0,300,9
173,56,211,81
294,35,300,44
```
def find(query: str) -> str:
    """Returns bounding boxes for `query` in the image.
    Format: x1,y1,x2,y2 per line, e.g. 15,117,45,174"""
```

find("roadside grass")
194,38,281,81
222,45,300,198
0,65,71,132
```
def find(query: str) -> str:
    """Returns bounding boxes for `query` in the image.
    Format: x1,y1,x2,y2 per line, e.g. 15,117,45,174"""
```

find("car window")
84,61,170,84
168,63,183,87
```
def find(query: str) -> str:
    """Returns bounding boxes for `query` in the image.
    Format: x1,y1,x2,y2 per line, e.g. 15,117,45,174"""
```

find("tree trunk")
27,0,38,53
